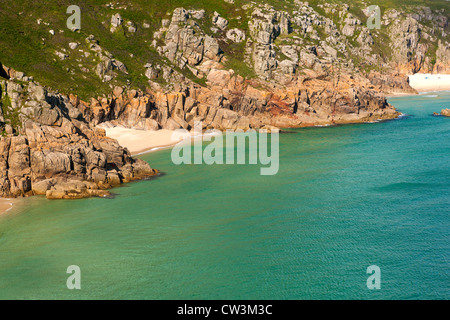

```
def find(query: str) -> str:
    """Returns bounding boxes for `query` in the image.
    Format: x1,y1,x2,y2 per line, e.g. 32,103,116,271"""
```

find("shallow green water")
0,92,449,299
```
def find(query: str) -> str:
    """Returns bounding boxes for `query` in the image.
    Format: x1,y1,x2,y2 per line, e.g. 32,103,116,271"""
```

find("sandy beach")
409,74,450,92
0,198,14,215
385,92,415,97
100,127,192,155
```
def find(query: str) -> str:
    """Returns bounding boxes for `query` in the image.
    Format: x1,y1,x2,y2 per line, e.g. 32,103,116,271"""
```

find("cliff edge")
0,65,157,200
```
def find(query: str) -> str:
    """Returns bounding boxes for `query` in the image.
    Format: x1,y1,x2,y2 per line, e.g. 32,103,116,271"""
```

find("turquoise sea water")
0,92,449,300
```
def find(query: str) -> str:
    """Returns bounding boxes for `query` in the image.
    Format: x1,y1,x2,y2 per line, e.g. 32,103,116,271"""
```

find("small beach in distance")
99,125,221,156
99,127,186,155
409,74,450,92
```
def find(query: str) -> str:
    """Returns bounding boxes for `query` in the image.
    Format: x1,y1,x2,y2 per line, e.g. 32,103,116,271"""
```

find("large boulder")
32,179,56,195
110,13,123,32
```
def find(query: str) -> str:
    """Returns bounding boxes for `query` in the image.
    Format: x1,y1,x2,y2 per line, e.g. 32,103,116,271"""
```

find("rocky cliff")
0,65,157,199
0,0,449,198
2,2,447,126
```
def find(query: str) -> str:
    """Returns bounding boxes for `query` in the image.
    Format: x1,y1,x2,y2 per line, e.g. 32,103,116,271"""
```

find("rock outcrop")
155,8,223,72
441,109,450,117
0,67,157,200
367,72,418,95
70,68,399,133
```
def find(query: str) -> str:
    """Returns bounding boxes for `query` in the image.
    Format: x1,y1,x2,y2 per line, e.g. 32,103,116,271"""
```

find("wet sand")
0,198,14,215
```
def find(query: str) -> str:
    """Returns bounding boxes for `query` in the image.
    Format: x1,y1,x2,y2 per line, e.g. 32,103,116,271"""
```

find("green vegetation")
0,0,251,99
220,40,256,79
0,0,448,99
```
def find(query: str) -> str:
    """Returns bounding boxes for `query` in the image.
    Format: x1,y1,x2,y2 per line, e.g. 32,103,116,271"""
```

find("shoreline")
100,79,450,156
101,126,210,156
0,198,14,215
385,91,417,97
133,132,219,156
97,74,450,156
100,127,186,156
386,89,450,98
103,114,400,157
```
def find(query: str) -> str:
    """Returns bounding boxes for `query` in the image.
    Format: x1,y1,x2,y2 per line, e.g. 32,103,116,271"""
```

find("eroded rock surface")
0,72,157,199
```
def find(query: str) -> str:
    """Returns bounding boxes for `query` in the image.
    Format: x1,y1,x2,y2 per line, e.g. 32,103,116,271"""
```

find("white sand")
101,127,192,155
409,74,450,92
0,198,14,215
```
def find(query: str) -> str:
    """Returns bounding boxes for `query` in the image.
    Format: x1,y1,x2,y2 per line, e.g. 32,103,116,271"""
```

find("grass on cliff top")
0,0,448,100
0,0,265,99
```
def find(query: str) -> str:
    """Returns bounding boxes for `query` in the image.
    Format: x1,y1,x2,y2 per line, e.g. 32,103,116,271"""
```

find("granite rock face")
43,3,446,135
72,68,399,133
132,4,441,132
0,73,157,199
156,8,223,71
